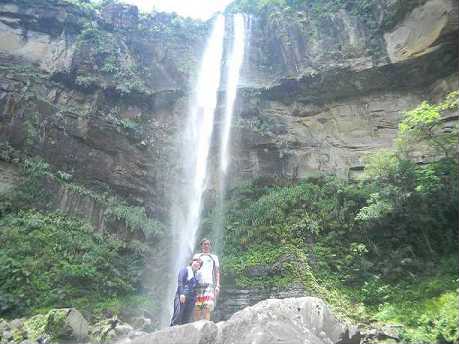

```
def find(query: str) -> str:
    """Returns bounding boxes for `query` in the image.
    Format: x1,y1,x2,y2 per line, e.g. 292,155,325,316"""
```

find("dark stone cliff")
1,0,457,205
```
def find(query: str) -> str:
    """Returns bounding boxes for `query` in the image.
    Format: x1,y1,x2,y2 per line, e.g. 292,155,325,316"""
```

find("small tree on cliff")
396,91,458,159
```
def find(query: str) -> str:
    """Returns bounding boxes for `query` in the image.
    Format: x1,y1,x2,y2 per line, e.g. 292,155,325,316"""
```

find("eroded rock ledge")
0,0,457,188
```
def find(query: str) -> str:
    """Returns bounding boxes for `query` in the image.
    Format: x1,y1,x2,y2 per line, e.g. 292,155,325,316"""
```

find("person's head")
190,257,203,271
200,238,211,253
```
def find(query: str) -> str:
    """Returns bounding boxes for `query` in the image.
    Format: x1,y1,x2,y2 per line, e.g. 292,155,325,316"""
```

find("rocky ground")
0,297,406,344
0,307,152,344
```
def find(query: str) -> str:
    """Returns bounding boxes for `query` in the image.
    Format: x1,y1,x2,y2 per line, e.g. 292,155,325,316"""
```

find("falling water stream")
161,13,247,326
214,14,246,256
161,15,226,327
220,14,246,175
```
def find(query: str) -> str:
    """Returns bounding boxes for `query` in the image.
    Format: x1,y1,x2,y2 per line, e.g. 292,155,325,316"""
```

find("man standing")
193,238,220,321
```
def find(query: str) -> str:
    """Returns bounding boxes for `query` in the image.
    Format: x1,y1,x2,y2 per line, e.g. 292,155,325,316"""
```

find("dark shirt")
176,266,199,297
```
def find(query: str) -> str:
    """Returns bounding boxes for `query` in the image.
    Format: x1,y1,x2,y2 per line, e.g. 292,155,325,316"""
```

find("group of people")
170,238,221,326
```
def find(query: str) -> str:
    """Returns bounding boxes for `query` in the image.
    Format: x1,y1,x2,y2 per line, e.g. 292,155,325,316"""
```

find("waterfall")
160,13,248,326
214,14,246,256
161,15,226,327
181,13,226,257
220,14,246,175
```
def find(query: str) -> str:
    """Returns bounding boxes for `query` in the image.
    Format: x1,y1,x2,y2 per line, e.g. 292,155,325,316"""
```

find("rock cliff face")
0,0,457,321
226,0,458,180
1,0,457,204
0,1,208,218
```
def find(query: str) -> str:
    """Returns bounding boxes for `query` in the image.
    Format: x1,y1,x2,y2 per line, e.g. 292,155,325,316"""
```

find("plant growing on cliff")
217,92,458,343
396,91,458,158
0,210,142,317
0,142,20,163
10,158,53,208
74,20,153,96
104,200,164,240
75,75,98,89
64,0,98,11
357,93,459,258
227,0,375,17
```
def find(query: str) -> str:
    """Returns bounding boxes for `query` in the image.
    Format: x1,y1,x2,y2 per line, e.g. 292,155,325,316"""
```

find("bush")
375,271,458,343
0,210,143,318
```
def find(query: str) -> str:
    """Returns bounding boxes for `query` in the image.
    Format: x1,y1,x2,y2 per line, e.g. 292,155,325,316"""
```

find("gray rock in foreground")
129,297,359,344
217,297,358,344
129,320,217,344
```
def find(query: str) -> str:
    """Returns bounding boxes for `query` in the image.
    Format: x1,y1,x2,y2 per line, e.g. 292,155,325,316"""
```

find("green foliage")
117,118,138,130
23,314,48,342
138,12,207,38
63,0,98,11
227,0,375,17
75,75,98,89
360,150,399,182
56,170,73,182
14,0,98,15
355,192,393,223
374,263,458,344
22,157,51,178
3,153,163,242
217,94,458,343
397,91,458,158
0,142,21,163
223,244,301,287
354,93,459,263
23,309,76,342
223,176,367,251
0,210,142,318
104,200,164,240
227,0,286,14
10,157,53,207
74,21,151,96
24,112,41,148
235,116,279,136
221,162,457,338
91,293,159,322
76,23,122,76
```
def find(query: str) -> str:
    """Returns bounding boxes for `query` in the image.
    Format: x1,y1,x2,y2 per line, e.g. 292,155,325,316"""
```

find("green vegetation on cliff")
0,210,142,317
0,152,163,320
217,93,458,343
228,0,373,16
227,0,419,24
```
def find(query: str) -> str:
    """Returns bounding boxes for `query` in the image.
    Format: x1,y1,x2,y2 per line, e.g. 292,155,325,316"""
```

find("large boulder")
129,297,359,344
89,317,140,344
215,283,306,322
130,320,218,344
23,308,88,343
217,297,359,344
384,0,458,63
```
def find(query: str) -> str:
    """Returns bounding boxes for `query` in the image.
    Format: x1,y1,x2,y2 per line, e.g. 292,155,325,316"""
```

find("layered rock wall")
1,0,457,200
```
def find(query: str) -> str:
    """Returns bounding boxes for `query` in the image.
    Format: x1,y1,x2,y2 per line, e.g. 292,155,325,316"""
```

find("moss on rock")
23,314,49,342
21,308,88,343
89,319,119,344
